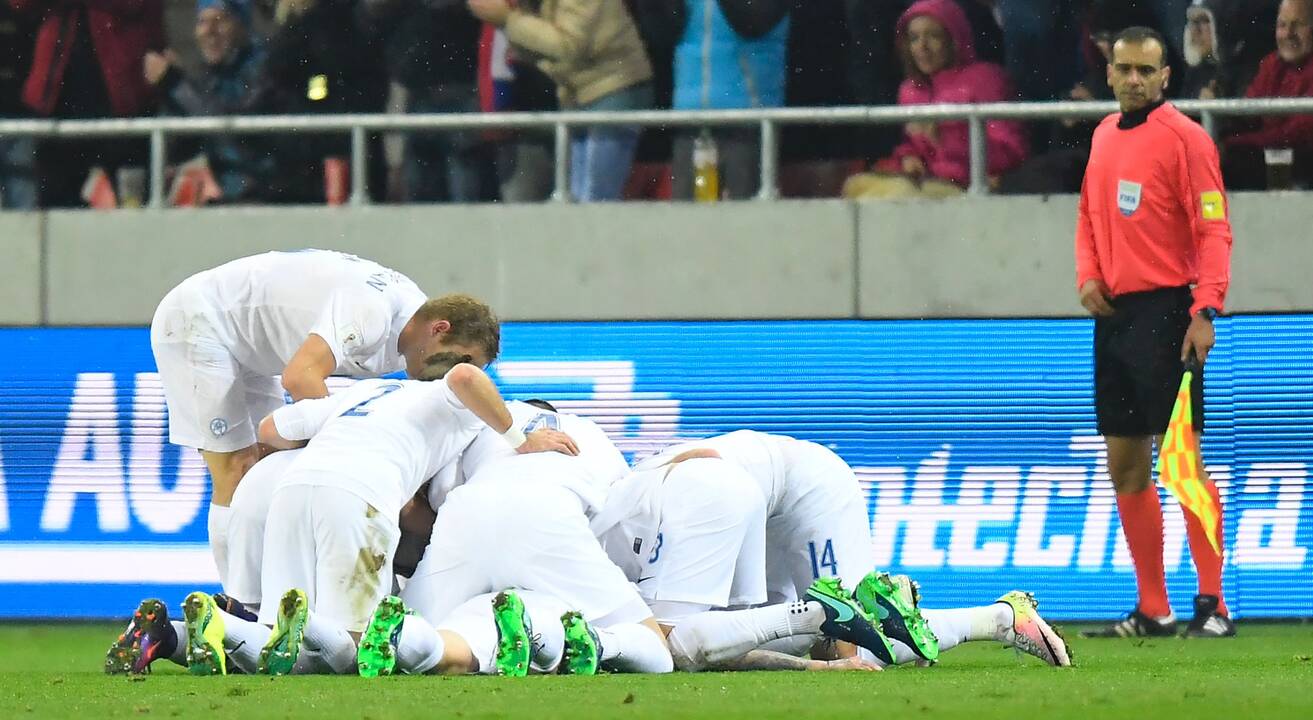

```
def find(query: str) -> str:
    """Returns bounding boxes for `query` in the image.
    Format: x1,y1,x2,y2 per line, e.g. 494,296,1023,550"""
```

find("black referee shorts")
1094,286,1205,437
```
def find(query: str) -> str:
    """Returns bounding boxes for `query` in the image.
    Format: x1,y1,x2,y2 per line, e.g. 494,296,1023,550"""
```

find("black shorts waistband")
1109,286,1192,309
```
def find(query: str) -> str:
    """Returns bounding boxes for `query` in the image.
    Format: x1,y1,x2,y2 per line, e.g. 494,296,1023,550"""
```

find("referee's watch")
1197,307,1219,322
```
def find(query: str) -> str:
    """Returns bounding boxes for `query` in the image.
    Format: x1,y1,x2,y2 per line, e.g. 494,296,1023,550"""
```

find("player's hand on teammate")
1181,314,1216,365
1078,279,1115,317
517,429,580,456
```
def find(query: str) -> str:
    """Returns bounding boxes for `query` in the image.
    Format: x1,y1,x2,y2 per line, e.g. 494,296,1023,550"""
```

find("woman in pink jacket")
844,0,1028,199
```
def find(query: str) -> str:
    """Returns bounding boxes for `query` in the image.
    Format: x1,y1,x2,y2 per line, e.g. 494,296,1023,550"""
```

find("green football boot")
805,576,895,665
181,591,227,676
358,595,410,678
559,611,602,675
853,571,939,662
491,591,532,677
258,589,308,676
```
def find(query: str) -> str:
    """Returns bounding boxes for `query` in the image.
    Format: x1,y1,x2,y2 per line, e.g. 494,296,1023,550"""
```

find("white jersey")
633,430,794,515
179,249,427,377
458,401,628,515
271,377,484,519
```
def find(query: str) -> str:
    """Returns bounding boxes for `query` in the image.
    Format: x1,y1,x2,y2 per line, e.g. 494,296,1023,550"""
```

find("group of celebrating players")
103,248,1071,678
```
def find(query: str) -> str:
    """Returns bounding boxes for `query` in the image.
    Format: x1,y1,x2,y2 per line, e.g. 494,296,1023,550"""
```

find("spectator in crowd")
671,0,789,200
142,0,272,203
0,2,35,209
843,0,1027,199
1222,0,1313,188
254,0,388,202
844,0,1006,161
361,0,494,203
9,0,164,207
477,22,561,203
995,4,1132,194
993,0,1082,102
1087,0,1189,83
1180,0,1279,100
469,0,654,202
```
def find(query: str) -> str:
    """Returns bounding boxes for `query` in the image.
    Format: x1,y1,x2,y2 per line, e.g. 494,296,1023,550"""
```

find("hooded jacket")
883,0,1027,185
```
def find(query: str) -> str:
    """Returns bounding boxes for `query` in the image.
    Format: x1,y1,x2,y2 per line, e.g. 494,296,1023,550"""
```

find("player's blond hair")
414,293,501,363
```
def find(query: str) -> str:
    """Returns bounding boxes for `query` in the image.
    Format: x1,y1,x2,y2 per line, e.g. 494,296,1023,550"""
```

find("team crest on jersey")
1117,180,1142,216
339,324,362,352
210,418,229,437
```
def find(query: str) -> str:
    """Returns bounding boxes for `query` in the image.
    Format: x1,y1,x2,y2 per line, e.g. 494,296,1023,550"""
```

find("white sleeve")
435,376,471,411
307,291,392,373
270,394,350,441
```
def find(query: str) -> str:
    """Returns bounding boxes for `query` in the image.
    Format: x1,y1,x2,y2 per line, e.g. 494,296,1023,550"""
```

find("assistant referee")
1074,27,1234,639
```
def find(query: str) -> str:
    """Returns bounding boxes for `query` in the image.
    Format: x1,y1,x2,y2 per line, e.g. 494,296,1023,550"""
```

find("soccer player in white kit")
590,455,893,673
632,431,1071,669
355,400,675,677
150,249,500,584
172,361,577,676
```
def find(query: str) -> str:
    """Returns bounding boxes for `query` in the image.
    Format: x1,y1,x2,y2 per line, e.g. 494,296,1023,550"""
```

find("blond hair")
415,293,501,363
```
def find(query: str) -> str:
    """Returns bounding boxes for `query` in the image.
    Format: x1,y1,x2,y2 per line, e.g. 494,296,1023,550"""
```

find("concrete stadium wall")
0,213,43,325
3,192,1309,324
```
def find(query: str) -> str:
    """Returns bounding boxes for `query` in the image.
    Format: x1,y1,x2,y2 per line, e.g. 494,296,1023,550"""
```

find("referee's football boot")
1080,608,1177,638
1183,594,1236,638
559,611,603,676
492,591,533,677
358,595,411,677
996,591,1072,667
259,589,309,675
852,571,939,662
105,598,177,675
805,577,895,665
182,591,228,676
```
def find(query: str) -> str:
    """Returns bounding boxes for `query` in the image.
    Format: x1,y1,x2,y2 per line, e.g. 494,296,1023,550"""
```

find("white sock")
396,612,445,675
525,600,565,673
595,624,673,674
924,604,1014,650
167,621,189,666
757,635,817,657
666,602,823,671
299,609,357,675
854,605,1015,667
217,609,270,674
207,504,232,588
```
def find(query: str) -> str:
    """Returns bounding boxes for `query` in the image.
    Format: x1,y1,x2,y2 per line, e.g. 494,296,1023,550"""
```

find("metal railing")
3,97,1312,207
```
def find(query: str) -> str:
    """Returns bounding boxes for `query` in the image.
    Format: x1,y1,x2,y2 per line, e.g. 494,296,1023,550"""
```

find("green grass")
2,623,1312,719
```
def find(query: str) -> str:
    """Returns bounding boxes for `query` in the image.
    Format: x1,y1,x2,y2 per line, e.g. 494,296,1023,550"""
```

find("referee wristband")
500,425,527,448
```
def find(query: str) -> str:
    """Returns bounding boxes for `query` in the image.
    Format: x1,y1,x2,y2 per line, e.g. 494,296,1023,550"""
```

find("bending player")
151,249,500,582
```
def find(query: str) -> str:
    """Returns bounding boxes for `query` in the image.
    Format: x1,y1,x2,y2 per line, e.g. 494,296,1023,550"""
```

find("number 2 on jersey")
522,412,560,433
340,383,402,417
808,539,837,579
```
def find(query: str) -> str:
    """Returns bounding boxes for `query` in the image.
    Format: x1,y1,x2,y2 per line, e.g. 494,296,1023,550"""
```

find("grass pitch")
3,622,1312,719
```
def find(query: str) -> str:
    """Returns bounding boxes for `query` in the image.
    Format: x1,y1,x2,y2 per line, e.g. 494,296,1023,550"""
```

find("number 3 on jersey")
340,383,402,417
808,539,837,579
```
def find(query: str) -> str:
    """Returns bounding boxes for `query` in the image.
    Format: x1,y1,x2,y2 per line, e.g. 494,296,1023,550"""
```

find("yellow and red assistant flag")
1155,368,1222,554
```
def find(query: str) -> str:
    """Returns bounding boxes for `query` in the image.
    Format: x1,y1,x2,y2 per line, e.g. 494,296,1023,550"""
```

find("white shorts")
401,481,650,628
638,458,768,621
764,443,874,603
151,282,284,453
225,449,301,605
436,590,571,675
258,484,401,632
